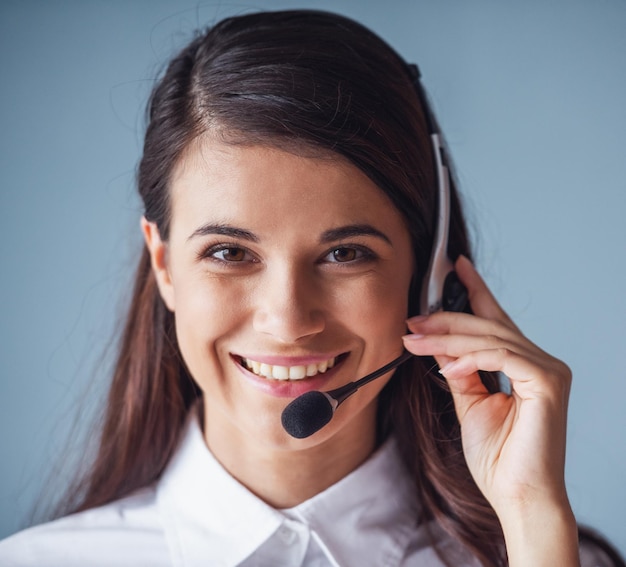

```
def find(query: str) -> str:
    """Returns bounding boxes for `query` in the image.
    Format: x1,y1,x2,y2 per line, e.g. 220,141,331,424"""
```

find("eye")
322,246,374,264
200,243,257,265
329,247,357,262
214,247,248,262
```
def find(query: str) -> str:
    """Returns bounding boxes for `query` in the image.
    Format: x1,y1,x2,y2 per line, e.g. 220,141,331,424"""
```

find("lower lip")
232,355,347,398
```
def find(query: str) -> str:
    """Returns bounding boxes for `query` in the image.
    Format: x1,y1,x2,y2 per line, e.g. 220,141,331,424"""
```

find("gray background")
1,0,625,555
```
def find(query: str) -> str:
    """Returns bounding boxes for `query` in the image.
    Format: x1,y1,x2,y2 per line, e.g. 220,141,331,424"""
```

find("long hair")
59,10,606,566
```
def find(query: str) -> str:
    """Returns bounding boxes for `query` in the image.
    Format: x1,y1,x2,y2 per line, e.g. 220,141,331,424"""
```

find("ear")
141,217,175,311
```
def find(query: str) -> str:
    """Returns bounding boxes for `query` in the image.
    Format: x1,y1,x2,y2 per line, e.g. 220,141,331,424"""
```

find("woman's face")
144,138,414,454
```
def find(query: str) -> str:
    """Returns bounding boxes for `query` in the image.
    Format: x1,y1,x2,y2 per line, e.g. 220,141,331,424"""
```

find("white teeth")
289,366,306,379
242,356,338,381
272,365,289,380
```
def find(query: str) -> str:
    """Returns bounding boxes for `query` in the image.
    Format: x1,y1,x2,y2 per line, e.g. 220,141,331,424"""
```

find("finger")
406,312,528,351
439,348,570,403
435,365,491,423
433,353,454,372
402,332,539,363
454,255,520,332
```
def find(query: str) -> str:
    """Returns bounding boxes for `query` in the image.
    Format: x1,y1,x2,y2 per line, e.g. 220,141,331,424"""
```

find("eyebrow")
187,222,392,246
320,224,392,246
187,223,259,242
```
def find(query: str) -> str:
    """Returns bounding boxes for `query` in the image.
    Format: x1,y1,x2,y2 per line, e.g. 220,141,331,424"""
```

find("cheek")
170,274,248,386
348,268,412,338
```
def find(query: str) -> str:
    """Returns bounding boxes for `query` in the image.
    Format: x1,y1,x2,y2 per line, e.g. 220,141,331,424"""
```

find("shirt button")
278,525,297,545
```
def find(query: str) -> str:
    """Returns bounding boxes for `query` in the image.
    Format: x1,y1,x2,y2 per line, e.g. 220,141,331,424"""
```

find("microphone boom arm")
323,350,413,407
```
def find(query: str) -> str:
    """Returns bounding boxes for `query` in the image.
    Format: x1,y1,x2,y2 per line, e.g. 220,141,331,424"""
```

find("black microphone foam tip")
281,391,334,439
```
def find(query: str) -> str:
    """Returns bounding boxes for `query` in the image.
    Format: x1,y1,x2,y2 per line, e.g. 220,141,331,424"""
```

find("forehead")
168,137,409,242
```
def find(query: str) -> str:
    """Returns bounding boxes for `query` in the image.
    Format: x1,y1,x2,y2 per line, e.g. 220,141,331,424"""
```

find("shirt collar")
156,412,284,566
156,411,418,567
283,435,419,567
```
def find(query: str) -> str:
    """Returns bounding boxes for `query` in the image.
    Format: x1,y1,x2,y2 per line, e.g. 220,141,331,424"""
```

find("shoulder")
0,486,170,567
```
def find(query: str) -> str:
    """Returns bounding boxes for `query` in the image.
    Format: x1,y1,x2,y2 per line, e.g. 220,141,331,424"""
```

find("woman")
0,9,622,567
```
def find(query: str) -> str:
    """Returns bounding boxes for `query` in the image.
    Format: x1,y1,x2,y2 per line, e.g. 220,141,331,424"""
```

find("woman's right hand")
403,256,579,566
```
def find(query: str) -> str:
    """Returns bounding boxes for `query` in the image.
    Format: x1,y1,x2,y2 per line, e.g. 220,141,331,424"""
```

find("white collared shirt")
0,414,614,567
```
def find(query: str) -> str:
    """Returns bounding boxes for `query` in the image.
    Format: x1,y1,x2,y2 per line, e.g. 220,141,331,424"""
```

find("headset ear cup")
442,271,469,313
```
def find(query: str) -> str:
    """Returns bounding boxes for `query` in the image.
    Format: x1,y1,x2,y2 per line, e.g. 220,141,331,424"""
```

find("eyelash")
198,242,259,265
197,243,377,267
320,245,377,265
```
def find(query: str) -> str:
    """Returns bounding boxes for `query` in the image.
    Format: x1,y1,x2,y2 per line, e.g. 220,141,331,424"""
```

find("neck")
202,399,379,509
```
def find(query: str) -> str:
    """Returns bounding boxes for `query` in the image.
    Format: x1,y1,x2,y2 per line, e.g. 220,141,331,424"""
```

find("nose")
252,263,326,343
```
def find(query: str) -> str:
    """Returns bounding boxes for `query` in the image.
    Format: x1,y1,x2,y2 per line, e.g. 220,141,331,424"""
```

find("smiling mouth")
236,353,348,381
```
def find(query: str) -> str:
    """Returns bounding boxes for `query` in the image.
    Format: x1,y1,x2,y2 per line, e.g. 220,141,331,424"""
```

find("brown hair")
62,9,519,566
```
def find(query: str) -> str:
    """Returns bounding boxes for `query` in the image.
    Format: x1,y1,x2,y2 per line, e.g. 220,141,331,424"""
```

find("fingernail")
402,333,424,341
439,361,458,375
406,315,428,325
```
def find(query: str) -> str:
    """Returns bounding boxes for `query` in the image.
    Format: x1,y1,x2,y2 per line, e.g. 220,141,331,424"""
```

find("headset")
281,65,469,438
407,63,468,315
